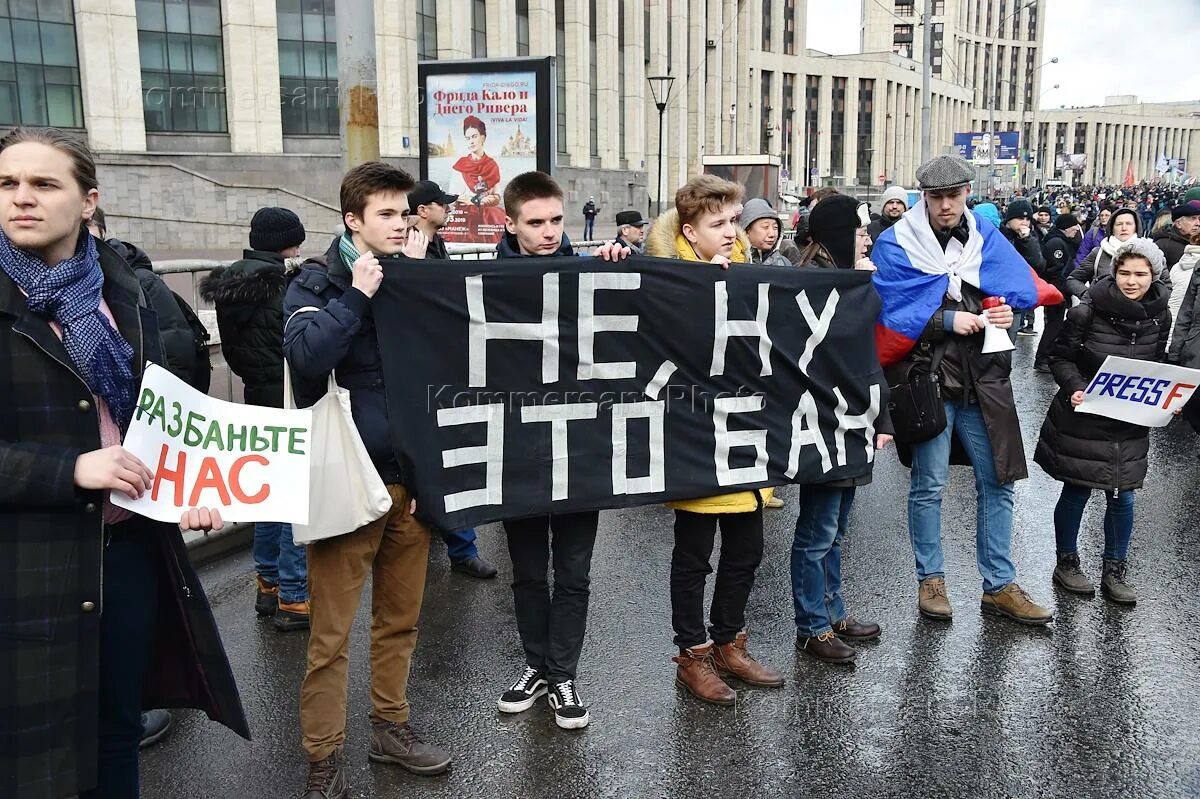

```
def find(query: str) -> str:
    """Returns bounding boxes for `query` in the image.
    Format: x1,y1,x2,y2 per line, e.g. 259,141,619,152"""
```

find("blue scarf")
0,227,137,429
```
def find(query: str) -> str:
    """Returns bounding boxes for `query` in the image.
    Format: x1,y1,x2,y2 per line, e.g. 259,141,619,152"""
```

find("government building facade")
10,1,1199,250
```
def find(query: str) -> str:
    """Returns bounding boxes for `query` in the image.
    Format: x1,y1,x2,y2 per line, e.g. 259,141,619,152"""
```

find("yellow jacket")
644,209,774,514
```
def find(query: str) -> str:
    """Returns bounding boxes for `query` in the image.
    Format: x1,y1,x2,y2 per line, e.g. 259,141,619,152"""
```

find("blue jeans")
791,485,856,637
443,527,480,562
1053,483,1135,560
583,218,595,239
908,400,1017,593
80,529,158,799
253,521,307,603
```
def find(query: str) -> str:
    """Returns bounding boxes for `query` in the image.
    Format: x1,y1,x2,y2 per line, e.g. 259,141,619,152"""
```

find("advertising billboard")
953,131,1020,164
418,57,555,245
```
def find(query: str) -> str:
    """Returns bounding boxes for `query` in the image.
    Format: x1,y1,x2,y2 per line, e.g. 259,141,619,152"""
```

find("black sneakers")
497,666,548,713
548,680,589,730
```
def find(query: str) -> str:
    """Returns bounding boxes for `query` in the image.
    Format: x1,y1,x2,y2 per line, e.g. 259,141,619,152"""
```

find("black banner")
374,256,886,532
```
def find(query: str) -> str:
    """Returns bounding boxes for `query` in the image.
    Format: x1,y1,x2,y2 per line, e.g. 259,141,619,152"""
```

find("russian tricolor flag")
872,200,1062,366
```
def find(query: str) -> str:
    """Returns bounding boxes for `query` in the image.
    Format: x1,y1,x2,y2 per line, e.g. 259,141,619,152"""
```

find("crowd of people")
1,123,1197,799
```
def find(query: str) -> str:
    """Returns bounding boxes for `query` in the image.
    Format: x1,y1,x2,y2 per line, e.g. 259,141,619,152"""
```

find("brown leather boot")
673,643,736,706
713,631,784,688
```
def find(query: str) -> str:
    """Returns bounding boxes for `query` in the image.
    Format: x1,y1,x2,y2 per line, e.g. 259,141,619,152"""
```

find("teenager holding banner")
283,162,450,798
1035,240,1174,604
872,154,1055,627
791,194,892,664
0,127,247,799
492,171,630,731
645,174,784,705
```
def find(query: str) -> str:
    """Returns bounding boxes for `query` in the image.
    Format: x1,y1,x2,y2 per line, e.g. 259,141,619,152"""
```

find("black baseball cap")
409,180,458,209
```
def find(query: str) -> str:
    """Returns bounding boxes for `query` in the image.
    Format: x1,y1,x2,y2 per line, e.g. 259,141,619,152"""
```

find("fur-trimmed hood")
199,250,288,305
645,208,751,262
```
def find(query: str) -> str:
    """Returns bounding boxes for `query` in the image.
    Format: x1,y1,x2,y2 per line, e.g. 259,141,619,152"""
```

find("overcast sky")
806,0,1198,108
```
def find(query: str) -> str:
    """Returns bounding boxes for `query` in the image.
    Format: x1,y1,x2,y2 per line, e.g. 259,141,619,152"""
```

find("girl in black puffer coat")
1034,240,1173,605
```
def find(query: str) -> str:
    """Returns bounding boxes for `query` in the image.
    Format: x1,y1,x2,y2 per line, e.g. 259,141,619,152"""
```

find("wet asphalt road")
140,334,1200,799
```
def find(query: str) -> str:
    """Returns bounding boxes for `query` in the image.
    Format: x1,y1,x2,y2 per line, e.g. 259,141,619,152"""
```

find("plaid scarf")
0,227,137,429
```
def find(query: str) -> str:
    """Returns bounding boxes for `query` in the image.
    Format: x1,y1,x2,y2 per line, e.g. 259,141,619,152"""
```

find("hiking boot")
299,748,347,799
918,576,953,620
1052,552,1095,596
1101,559,1137,605
765,495,785,509
547,680,590,730
255,574,279,617
450,555,498,579
274,600,311,632
368,719,451,775
138,709,172,749
497,666,548,713
673,642,736,706
797,630,857,664
981,582,1054,625
712,631,784,687
831,616,882,642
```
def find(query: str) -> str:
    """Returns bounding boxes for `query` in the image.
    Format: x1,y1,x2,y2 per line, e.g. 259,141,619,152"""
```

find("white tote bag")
284,307,393,544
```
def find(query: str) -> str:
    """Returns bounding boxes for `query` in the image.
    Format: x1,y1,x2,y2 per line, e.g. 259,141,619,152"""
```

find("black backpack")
171,290,212,394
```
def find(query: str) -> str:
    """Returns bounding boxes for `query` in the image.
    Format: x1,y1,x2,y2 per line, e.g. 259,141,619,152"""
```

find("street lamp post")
647,75,676,218
986,0,1038,197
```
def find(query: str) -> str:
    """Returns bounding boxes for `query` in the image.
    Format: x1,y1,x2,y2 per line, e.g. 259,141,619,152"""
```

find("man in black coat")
882,154,1053,628
1034,213,1082,372
406,180,499,580
1000,199,1045,338
200,207,312,631
1152,202,1200,269
88,207,209,391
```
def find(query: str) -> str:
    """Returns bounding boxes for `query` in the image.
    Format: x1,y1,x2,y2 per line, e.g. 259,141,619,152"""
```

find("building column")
375,0,418,158
561,0,589,166
817,75,832,181
528,0,555,55
1083,120,1097,185
623,0,647,171
220,0,284,153
843,77,859,184
595,1,619,169
667,0,689,190
75,0,146,152
438,0,472,58
488,0,518,57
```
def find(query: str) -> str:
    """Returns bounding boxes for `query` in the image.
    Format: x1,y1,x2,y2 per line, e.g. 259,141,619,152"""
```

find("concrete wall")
96,157,341,252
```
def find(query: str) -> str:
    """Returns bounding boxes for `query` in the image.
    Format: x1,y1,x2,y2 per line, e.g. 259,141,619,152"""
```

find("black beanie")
808,194,862,268
1054,213,1080,230
1003,199,1033,223
250,207,306,252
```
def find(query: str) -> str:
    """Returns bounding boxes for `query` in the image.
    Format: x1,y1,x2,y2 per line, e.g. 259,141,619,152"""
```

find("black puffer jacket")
199,250,288,407
1001,225,1046,272
1034,277,1171,491
105,237,203,388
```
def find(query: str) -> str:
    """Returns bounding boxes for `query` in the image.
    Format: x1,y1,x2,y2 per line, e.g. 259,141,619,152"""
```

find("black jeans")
80,528,159,799
1035,302,1067,366
504,511,598,683
670,509,764,649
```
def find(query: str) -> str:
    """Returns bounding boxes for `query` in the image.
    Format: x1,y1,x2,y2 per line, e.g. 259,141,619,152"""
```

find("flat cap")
916,154,975,192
